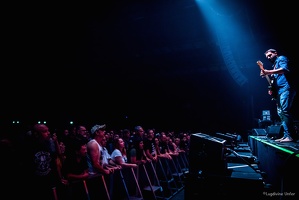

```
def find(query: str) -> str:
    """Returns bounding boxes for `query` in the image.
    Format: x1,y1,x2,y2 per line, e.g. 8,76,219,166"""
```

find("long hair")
114,138,126,156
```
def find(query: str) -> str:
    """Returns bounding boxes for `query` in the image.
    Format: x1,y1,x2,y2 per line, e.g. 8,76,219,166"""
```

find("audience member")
61,138,89,200
174,137,185,153
100,136,122,199
87,124,112,175
21,123,61,200
130,125,145,148
111,138,138,168
76,125,90,143
154,136,172,159
122,128,131,151
129,138,149,165
159,133,173,159
167,137,179,156
100,136,121,171
56,140,67,186
144,128,158,162
111,137,138,199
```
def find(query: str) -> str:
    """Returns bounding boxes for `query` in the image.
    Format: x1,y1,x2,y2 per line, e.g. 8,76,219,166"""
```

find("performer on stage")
259,49,297,142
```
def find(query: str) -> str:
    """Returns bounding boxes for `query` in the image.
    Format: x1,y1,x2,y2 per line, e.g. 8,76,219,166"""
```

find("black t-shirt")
22,138,60,200
62,155,88,178
143,138,156,156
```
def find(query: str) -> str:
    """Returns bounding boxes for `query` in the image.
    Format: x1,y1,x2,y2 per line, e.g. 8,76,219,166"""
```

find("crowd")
1,122,190,200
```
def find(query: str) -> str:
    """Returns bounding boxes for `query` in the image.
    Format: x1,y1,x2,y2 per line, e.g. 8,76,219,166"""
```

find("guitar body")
257,60,276,101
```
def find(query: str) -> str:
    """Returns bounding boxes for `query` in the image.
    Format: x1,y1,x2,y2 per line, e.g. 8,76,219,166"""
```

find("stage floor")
257,136,299,151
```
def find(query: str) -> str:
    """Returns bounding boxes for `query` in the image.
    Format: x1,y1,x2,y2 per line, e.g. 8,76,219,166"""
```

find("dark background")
3,0,298,134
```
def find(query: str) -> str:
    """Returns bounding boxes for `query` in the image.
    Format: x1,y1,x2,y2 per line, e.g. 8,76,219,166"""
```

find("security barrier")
53,152,189,200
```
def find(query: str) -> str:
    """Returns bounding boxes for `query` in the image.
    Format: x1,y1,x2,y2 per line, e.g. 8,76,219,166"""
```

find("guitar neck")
257,60,276,100
265,75,272,86
257,60,272,86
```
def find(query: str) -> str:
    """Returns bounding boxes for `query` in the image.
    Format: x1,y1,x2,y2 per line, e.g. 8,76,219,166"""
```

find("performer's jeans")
277,89,296,138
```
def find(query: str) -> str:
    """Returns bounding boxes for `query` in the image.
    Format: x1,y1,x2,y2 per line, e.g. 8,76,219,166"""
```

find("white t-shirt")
101,147,111,166
111,149,127,163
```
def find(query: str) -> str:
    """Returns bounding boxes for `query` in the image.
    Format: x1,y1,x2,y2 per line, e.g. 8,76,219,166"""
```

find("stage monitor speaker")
252,129,267,136
189,133,227,176
267,125,282,139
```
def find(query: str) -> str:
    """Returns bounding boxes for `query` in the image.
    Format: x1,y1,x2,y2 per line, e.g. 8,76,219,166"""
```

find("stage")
184,132,299,199
248,135,299,195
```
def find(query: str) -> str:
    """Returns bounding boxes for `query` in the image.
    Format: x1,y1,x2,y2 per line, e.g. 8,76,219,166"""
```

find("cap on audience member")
91,124,106,135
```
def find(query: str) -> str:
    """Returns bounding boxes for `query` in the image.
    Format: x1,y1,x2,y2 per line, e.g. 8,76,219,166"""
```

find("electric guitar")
257,60,276,101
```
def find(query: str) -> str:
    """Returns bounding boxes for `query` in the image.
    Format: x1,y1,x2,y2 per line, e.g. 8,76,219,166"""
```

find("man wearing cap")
87,124,113,175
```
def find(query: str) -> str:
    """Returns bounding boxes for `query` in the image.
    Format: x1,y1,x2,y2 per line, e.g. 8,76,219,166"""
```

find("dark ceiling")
3,0,298,132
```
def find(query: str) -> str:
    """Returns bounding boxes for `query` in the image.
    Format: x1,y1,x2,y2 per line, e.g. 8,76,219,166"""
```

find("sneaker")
279,136,293,142
275,137,285,142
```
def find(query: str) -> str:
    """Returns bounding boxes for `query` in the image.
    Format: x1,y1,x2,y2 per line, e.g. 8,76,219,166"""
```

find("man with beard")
259,49,297,142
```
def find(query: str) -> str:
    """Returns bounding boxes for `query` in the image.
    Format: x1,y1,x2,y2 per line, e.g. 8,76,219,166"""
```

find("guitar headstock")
256,60,264,70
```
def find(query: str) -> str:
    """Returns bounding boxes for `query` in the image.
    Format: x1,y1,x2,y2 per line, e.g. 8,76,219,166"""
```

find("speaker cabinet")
252,129,267,136
267,125,282,139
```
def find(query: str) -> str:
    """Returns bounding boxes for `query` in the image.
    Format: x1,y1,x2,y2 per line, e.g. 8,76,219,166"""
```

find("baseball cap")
90,124,106,135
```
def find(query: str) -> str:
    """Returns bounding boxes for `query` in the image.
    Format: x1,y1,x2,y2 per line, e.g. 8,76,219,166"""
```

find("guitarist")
260,49,297,142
